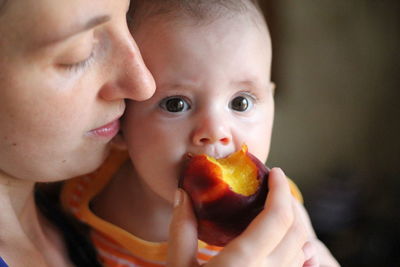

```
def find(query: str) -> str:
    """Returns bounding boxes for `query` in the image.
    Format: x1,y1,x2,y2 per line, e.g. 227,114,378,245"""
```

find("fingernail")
272,167,285,177
174,189,183,208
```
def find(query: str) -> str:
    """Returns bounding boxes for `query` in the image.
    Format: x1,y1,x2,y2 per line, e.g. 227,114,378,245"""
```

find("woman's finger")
225,168,294,257
167,189,199,267
267,199,308,265
294,201,340,267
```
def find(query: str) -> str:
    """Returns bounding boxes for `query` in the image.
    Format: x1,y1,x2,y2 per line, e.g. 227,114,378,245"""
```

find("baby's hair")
129,0,264,27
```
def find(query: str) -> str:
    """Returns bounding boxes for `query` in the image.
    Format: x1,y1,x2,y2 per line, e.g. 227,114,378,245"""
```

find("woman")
0,0,155,266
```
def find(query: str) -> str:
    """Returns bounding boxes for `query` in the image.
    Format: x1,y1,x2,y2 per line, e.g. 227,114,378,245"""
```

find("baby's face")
123,13,274,203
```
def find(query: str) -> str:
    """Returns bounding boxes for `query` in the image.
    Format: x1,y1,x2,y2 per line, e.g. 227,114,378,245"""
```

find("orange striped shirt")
61,150,302,267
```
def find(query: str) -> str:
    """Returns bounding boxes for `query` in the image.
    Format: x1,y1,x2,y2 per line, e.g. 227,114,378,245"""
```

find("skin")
94,7,273,240
170,169,326,267
94,6,340,267
125,13,274,204
0,0,155,266
0,0,155,182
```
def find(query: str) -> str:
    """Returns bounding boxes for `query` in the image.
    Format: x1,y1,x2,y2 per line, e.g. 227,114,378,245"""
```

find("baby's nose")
191,117,231,146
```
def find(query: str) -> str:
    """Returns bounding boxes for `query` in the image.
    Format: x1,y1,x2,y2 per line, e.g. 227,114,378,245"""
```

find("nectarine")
180,145,269,246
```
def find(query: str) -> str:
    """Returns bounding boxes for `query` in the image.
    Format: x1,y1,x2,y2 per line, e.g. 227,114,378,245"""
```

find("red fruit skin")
180,151,269,247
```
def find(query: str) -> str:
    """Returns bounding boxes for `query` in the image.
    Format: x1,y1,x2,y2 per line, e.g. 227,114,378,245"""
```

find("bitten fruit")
180,144,269,246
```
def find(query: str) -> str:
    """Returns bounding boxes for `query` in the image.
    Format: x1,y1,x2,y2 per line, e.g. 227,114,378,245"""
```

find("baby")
62,0,339,266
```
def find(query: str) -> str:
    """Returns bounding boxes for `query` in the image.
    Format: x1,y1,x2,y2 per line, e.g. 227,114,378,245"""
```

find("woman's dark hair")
35,183,102,267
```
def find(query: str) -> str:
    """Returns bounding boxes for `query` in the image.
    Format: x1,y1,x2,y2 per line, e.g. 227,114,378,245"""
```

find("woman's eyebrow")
80,15,111,33
40,15,111,46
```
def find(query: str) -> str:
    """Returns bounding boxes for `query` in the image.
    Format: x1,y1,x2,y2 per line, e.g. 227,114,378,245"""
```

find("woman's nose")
99,33,156,101
192,115,231,146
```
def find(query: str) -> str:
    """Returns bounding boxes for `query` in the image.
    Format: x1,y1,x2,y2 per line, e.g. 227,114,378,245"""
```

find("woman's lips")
87,119,120,139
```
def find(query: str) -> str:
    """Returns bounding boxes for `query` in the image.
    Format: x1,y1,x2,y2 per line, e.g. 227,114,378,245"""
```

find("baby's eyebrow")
231,79,261,89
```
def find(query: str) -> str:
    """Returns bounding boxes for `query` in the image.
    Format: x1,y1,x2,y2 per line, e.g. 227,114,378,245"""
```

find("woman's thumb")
167,189,199,267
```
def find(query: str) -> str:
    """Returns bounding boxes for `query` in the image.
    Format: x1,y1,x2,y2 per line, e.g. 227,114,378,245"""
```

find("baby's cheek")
247,138,271,163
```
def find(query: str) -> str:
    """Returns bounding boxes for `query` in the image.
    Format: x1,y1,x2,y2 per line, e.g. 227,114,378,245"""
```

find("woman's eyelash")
61,49,96,73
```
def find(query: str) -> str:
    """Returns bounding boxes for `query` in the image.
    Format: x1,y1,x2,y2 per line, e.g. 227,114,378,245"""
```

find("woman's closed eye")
56,32,99,74
159,96,191,113
59,49,96,73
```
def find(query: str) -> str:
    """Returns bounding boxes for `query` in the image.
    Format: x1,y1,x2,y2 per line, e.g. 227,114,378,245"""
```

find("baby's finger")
228,168,294,256
302,241,318,264
303,244,320,267
303,255,320,267
283,241,318,267
286,248,307,267
167,189,199,267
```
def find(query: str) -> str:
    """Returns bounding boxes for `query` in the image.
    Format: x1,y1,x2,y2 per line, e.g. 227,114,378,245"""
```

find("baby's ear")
270,82,276,96
110,132,128,151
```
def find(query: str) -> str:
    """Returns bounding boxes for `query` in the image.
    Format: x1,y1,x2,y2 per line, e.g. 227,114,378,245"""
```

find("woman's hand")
295,198,340,267
167,168,313,267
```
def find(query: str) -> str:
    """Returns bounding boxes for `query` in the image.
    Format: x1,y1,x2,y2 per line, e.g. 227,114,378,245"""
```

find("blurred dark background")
260,1,400,266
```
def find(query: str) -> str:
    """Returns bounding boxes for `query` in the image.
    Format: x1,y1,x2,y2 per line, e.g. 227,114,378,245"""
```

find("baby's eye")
229,94,254,112
159,96,191,113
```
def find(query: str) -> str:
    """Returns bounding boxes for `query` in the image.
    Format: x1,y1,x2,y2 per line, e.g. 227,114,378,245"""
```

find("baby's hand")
168,168,310,267
303,241,320,267
294,196,341,267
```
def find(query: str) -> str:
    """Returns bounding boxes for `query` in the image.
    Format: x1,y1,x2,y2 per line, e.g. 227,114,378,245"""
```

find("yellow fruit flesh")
208,151,260,196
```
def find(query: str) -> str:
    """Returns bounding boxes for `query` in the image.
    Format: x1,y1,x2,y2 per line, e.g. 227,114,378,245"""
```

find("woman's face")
0,0,155,181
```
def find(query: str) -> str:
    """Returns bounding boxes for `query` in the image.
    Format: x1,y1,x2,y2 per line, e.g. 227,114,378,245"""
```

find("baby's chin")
150,178,180,205
157,189,176,206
